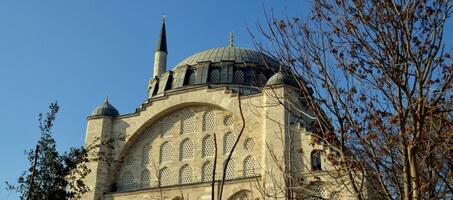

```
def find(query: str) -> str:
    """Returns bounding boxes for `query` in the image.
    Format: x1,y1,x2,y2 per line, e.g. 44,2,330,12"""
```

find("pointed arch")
179,164,193,184
202,161,214,182
202,110,216,132
159,167,172,186
243,155,257,177
179,138,194,160
160,142,173,164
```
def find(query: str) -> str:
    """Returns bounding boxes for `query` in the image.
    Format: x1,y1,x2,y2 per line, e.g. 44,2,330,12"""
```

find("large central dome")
176,47,278,68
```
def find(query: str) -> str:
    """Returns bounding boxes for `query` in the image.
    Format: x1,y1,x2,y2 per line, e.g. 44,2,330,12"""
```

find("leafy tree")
7,102,90,199
254,0,452,199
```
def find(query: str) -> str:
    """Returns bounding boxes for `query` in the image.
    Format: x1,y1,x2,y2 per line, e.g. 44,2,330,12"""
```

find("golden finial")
229,32,234,47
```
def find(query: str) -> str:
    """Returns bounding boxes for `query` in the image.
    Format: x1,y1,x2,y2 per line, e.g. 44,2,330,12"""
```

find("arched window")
233,70,245,83
224,115,234,126
202,110,215,132
142,145,151,165
210,69,221,83
201,161,214,182
120,171,135,191
228,190,252,200
257,73,267,85
202,135,215,158
181,110,196,134
160,142,173,164
159,167,172,186
311,150,322,171
179,165,193,184
244,138,255,151
124,154,136,166
329,192,341,200
225,159,236,180
310,183,326,200
141,169,151,188
244,156,257,177
188,70,198,85
161,115,175,137
179,138,194,160
224,132,236,155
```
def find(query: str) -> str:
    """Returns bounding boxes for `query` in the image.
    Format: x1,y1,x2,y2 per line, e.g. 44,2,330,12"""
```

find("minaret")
153,17,167,78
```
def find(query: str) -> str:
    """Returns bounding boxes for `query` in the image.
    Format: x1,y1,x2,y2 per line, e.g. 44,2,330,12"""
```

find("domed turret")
91,98,119,117
266,71,297,86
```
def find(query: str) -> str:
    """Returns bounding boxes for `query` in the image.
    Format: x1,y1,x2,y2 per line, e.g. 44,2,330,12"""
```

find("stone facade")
81,22,372,200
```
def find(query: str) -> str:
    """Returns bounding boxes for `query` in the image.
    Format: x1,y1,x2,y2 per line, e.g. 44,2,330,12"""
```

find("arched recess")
113,103,239,191
227,190,253,200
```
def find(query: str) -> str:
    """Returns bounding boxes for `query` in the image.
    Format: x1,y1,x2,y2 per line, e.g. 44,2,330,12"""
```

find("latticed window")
179,138,194,160
159,167,172,186
160,142,173,163
188,70,198,85
257,73,267,85
202,111,215,132
224,115,234,126
202,135,215,158
233,70,245,83
124,154,136,166
329,192,341,200
239,193,252,200
210,69,221,83
224,132,236,155
201,161,214,182
142,145,151,165
244,138,255,151
141,169,151,188
244,156,257,177
161,116,175,137
311,150,322,171
225,160,236,180
181,110,196,134
179,165,193,184
310,184,326,200
120,171,135,191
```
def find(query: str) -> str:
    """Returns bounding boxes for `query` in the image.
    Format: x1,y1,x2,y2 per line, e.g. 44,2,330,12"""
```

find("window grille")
202,135,215,158
224,132,236,155
159,167,172,186
120,171,135,191
179,138,194,160
233,70,245,83
210,69,221,83
181,110,196,134
142,145,151,165
329,192,341,200
225,160,236,180
244,138,255,151
179,165,193,184
124,155,136,166
310,184,326,200
202,111,215,132
257,73,267,85
311,150,322,171
141,170,151,188
161,116,175,137
201,161,214,182
224,115,234,126
239,193,252,200
244,156,257,177
160,142,173,164
188,70,198,85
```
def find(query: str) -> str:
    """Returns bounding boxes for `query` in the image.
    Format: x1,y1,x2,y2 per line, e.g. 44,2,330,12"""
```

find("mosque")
81,20,372,200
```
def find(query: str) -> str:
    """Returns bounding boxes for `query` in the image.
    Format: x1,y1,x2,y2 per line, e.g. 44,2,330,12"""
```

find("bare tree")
252,0,453,199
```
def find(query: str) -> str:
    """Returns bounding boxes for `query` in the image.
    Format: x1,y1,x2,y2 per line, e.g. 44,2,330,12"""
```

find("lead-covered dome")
91,99,119,117
176,47,278,68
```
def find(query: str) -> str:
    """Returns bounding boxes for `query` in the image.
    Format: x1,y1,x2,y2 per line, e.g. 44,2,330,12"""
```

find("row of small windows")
130,135,255,165
120,156,257,190
188,69,268,85
160,111,233,138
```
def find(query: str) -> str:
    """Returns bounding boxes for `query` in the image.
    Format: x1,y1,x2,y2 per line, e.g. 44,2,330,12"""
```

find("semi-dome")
91,99,119,117
175,47,278,68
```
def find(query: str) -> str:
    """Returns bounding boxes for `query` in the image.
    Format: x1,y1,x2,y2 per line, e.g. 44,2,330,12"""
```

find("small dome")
175,47,278,67
91,99,119,117
266,71,296,86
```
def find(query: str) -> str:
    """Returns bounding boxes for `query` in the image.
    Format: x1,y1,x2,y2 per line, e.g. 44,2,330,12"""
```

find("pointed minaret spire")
153,16,168,78
229,32,234,47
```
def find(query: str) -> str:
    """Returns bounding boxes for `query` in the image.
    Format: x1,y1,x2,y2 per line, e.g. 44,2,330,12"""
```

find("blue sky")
0,1,452,199
0,0,307,198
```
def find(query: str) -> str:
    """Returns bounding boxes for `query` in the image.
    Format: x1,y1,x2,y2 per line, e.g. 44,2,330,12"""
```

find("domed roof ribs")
155,17,167,53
